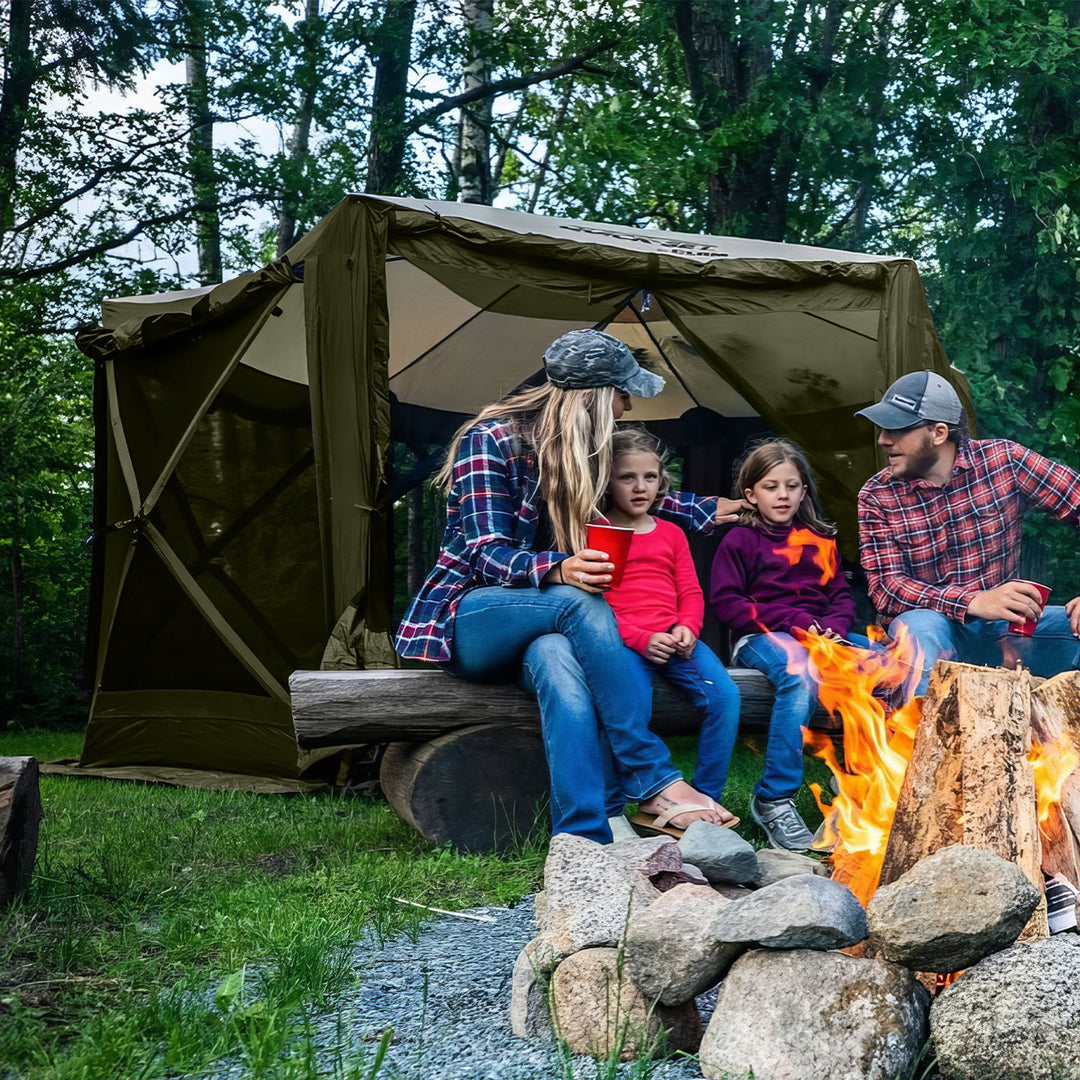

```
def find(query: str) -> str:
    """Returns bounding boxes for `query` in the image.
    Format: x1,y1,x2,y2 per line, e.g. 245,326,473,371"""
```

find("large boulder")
930,935,1080,1080
699,948,930,1080
550,947,702,1061
867,845,1041,972
710,873,867,950
624,883,744,1005
538,833,680,952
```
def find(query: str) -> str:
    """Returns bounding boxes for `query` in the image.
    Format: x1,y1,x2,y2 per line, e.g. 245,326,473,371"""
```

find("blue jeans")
622,642,740,804
736,631,872,801
889,606,1080,699
450,585,681,843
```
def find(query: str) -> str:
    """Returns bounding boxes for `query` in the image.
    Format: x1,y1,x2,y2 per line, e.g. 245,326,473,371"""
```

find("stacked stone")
511,830,1075,1080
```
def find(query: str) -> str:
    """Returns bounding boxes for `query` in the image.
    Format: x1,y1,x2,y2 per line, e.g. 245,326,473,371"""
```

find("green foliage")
0,284,94,723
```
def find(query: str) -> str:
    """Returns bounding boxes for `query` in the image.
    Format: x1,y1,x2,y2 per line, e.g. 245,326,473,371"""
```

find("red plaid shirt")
858,439,1080,623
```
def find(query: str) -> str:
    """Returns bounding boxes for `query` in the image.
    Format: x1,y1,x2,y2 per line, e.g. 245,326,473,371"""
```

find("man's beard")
895,433,940,479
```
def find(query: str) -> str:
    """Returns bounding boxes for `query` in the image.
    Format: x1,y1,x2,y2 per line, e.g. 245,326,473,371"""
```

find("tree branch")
404,38,618,136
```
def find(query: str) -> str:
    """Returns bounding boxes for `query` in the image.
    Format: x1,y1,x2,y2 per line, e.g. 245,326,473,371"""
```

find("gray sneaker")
750,795,815,851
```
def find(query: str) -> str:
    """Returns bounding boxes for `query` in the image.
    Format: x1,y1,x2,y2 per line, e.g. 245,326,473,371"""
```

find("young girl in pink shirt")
601,429,741,836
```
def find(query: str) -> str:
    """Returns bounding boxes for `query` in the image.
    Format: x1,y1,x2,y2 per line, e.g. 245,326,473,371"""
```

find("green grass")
0,728,833,1079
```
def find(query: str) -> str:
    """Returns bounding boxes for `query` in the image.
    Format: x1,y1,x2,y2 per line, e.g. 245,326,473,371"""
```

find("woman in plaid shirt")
395,329,746,843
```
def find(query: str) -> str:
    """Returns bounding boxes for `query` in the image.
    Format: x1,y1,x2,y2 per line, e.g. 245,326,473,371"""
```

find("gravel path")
332,896,710,1079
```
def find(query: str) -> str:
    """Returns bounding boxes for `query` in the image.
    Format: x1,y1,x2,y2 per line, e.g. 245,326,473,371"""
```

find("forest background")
2,0,1079,726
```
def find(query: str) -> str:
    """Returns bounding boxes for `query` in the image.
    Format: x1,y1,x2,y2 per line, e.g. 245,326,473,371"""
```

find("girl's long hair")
437,381,617,552
734,439,836,537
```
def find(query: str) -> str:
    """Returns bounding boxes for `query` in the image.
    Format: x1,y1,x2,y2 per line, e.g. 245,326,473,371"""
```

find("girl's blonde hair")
437,382,617,552
734,439,836,537
607,427,672,510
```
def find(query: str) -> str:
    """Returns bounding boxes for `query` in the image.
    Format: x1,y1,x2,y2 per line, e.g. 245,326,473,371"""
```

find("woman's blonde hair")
734,439,836,537
606,427,672,510
437,382,618,552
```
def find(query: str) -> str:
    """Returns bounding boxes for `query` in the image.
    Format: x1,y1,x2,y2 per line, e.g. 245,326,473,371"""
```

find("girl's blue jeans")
736,631,872,802
621,641,740,804
450,585,681,843
888,606,1080,699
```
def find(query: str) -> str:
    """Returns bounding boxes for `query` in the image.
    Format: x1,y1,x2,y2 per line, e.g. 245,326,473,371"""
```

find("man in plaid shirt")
856,370,1080,697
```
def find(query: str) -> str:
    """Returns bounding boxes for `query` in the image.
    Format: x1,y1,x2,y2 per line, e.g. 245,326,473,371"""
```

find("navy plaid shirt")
858,438,1080,623
395,418,720,663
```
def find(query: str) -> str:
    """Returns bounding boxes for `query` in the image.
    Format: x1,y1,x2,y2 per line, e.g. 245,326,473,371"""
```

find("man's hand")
1067,596,1080,637
670,624,697,658
646,632,678,665
966,581,1046,624
715,497,752,525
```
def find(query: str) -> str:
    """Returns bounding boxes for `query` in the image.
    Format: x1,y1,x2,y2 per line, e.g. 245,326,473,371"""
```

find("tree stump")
1,757,43,906
379,724,550,854
878,662,1047,940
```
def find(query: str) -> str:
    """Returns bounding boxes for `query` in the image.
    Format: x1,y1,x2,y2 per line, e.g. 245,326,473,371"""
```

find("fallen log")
0,757,43,906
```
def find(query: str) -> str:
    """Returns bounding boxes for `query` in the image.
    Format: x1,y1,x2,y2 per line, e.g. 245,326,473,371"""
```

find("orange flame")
771,528,839,586
1028,735,1080,832
791,625,924,905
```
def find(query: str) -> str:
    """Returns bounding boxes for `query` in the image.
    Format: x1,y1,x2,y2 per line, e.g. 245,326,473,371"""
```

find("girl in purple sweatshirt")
709,440,870,851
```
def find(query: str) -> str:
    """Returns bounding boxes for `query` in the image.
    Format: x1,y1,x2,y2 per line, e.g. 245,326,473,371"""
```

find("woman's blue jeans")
450,585,681,843
621,642,740,804
889,606,1080,699
736,631,872,801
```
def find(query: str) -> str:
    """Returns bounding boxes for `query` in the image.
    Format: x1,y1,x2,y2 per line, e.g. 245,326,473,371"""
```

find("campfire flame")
796,627,1080,907
1028,735,1080,832
794,626,923,906
772,528,839,586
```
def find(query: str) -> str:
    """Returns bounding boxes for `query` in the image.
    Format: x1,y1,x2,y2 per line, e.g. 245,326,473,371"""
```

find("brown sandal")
629,801,741,839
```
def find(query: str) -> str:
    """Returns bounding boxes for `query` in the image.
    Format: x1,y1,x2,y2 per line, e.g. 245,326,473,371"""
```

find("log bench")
289,668,837,854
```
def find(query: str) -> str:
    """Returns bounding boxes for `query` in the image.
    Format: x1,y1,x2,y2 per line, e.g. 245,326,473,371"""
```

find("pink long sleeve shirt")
603,518,705,656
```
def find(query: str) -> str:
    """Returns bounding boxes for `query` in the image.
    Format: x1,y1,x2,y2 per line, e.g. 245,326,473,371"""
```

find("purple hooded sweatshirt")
709,522,856,639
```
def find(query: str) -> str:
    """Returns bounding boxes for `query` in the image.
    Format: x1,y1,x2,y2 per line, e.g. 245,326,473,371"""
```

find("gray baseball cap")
543,329,665,398
855,370,962,429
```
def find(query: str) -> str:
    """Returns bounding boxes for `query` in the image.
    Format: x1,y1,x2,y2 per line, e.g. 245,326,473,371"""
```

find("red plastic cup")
1008,580,1052,636
585,523,634,588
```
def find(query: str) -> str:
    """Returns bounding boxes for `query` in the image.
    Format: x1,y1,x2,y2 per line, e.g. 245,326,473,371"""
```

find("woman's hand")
544,549,614,593
715,497,751,525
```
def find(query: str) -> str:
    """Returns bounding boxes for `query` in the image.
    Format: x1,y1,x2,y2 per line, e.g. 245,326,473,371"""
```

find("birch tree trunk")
276,0,320,256
458,0,494,205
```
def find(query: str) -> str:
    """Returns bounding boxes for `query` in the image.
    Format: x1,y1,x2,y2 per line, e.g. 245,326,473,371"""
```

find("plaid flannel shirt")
858,438,1080,623
394,418,720,663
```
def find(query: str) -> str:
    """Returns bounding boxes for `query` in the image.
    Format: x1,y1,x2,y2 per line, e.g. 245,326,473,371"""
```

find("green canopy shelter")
70,195,971,787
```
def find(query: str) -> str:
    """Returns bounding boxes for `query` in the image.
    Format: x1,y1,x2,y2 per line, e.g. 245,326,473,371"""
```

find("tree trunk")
9,469,22,705
276,0,320,256
0,0,34,230
185,0,221,285
407,484,424,597
366,0,417,194
458,0,494,205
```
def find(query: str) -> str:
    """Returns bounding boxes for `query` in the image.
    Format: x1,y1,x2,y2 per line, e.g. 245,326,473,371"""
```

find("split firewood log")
878,662,1047,941
0,756,42,906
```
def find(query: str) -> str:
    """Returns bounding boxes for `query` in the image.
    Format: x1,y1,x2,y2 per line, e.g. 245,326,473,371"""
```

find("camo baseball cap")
543,329,665,398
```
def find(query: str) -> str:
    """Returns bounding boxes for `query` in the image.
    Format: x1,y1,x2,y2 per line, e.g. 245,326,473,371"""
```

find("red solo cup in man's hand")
585,523,634,588
1008,580,1052,636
